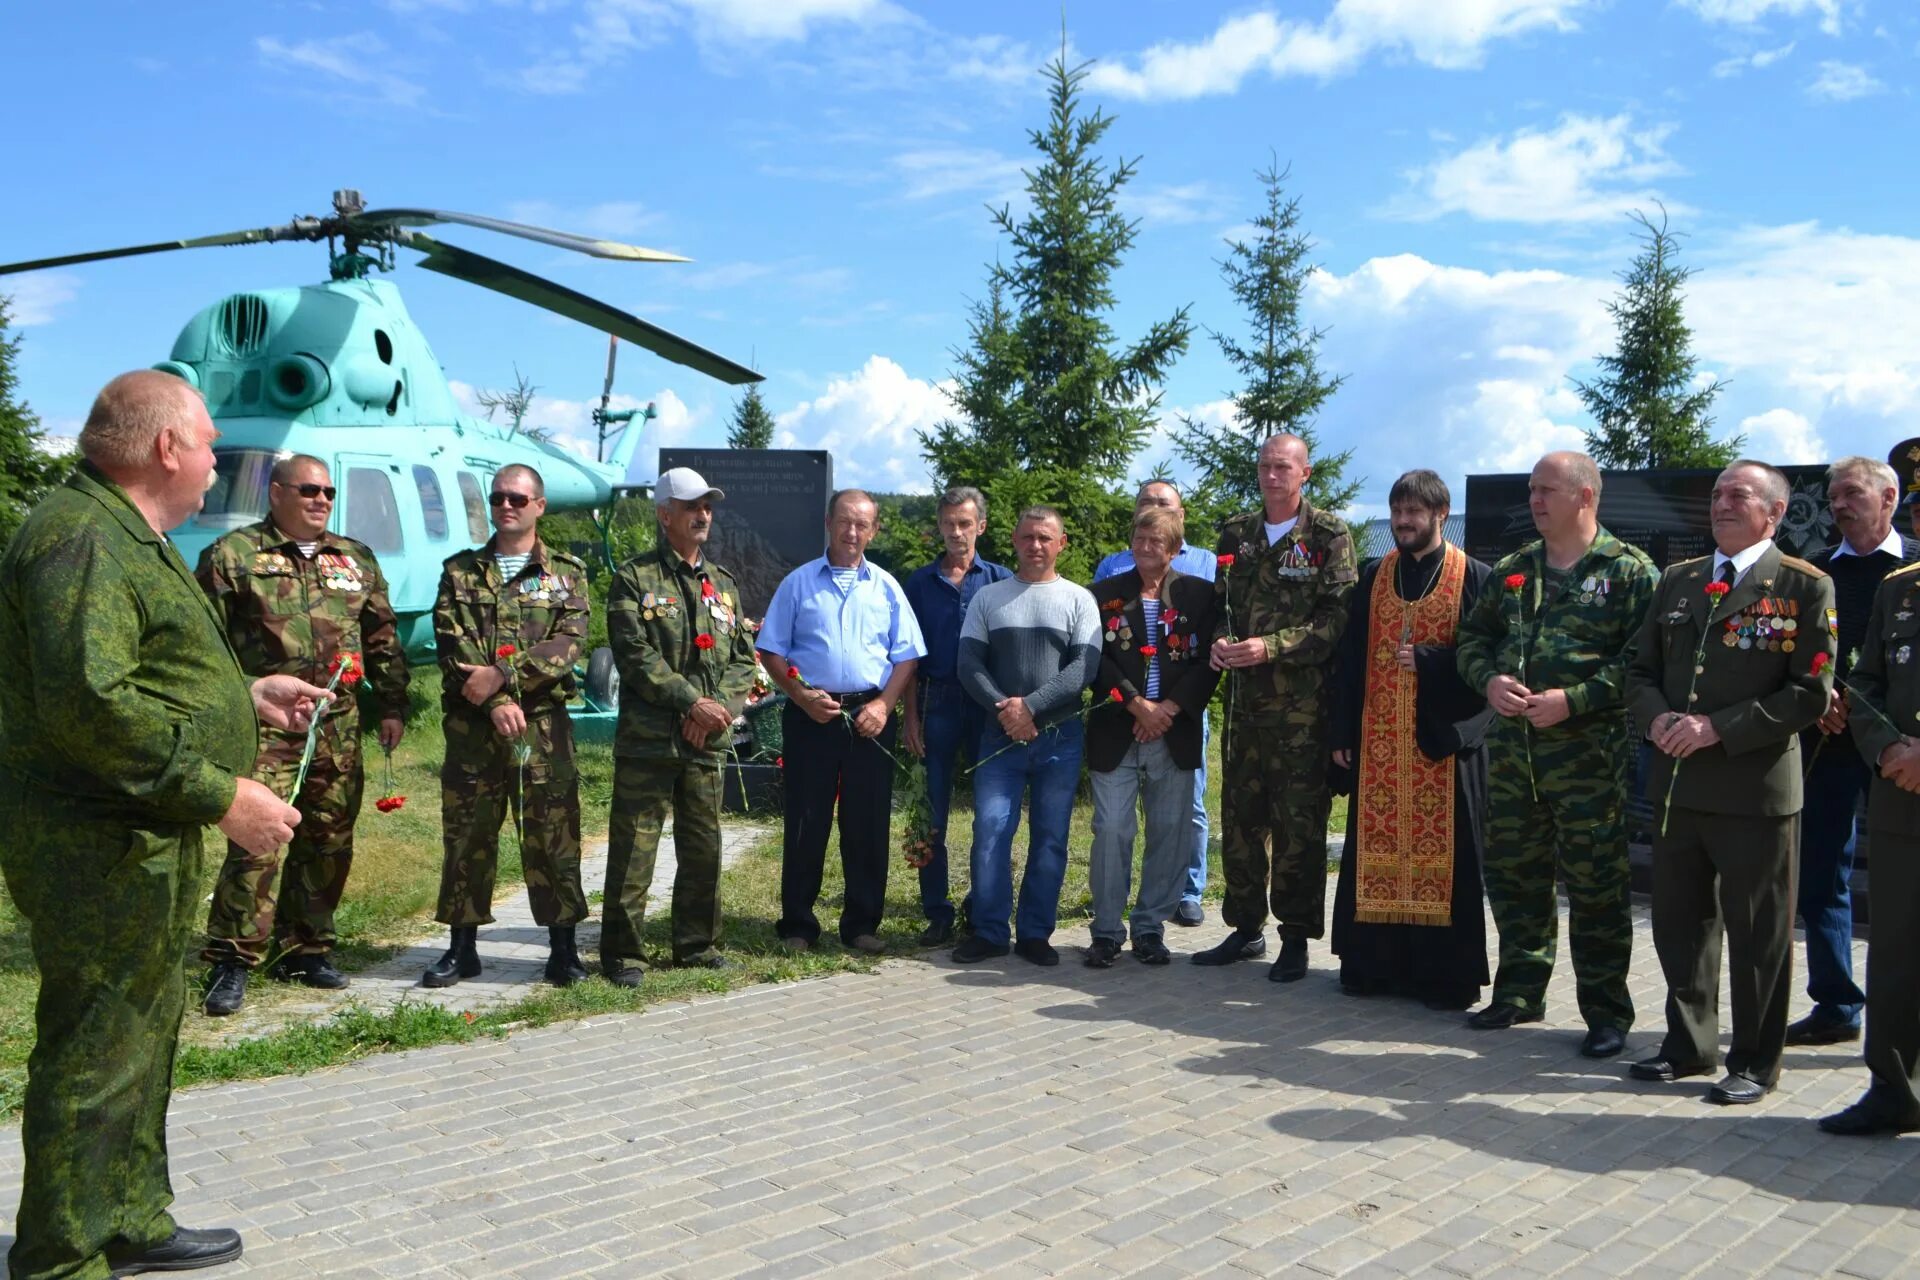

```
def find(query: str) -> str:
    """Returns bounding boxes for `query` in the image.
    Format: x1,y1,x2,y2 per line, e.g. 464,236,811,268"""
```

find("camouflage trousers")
436,708,587,928
204,720,362,967
602,756,725,969
1220,716,1332,940
0,789,204,1280
1483,723,1636,1030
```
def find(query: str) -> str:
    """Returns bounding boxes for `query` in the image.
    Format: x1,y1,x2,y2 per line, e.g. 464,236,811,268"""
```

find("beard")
1393,515,1441,552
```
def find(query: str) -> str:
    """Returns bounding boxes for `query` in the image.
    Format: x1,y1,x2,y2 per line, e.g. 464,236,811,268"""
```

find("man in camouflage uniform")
0,371,317,1280
425,463,591,988
1196,433,1357,983
196,454,409,1015
1455,451,1655,1058
601,467,759,982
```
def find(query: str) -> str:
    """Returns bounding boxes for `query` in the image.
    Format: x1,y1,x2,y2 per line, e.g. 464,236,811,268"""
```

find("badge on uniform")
1899,645,1913,666
319,553,364,593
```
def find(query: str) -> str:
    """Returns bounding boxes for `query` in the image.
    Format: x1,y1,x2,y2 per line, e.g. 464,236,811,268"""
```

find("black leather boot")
421,926,481,988
545,924,590,987
202,963,249,1017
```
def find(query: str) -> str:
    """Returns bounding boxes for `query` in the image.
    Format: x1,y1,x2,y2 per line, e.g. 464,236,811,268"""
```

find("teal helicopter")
0,188,762,683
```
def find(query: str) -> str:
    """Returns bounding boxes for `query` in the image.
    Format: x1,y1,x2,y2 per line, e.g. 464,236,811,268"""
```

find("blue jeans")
1798,745,1869,1024
968,721,1084,948
917,681,985,929
1183,712,1211,903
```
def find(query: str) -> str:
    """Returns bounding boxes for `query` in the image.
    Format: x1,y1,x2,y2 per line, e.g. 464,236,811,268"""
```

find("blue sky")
5,0,1917,515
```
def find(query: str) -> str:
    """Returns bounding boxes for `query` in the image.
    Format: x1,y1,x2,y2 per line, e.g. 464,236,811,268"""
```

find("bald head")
1257,433,1312,519
79,371,206,473
1529,451,1601,546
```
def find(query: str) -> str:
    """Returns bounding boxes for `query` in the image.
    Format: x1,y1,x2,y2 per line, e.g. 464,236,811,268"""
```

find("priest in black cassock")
1329,470,1495,1010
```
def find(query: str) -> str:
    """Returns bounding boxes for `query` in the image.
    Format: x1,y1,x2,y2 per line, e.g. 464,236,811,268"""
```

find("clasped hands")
1878,739,1920,794
1484,675,1571,729
1650,710,1720,758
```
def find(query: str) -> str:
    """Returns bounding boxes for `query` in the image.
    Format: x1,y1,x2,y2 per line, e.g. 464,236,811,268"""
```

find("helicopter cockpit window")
194,449,277,529
456,471,490,544
413,466,450,541
345,467,404,555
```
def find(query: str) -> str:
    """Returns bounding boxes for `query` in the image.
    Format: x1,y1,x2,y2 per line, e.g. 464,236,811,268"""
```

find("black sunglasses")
278,482,336,501
489,492,535,509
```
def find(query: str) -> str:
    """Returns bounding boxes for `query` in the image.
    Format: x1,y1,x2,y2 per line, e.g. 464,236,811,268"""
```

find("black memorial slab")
657,448,832,618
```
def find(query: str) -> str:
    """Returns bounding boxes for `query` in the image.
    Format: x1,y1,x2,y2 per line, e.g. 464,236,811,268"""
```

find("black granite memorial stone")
657,448,833,618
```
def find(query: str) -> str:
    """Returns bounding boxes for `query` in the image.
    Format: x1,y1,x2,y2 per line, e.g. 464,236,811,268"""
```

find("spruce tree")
921,38,1191,581
1575,207,1737,469
726,383,776,450
1174,161,1353,524
0,296,68,549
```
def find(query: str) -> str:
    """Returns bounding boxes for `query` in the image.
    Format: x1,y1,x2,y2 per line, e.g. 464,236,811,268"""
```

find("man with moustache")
196,454,409,1015
1093,479,1218,929
0,370,323,1279
1329,471,1493,1009
902,486,1010,945
1197,433,1357,982
1788,457,1919,1047
1456,451,1657,1058
1626,460,1835,1105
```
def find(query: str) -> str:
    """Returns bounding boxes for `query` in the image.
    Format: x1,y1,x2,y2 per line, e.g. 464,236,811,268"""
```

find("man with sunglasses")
426,464,593,988
196,453,409,1016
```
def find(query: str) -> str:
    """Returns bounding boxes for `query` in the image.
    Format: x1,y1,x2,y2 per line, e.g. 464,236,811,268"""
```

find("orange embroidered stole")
1354,545,1467,926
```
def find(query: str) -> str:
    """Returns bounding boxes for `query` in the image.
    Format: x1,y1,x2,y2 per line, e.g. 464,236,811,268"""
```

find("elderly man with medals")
1329,470,1495,1009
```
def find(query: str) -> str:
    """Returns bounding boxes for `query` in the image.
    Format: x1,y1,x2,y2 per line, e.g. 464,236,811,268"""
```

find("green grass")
0,708,1342,1111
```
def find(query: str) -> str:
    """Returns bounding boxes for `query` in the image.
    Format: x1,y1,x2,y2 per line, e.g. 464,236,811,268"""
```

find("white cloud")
1088,1,1594,100
773,355,952,492
1712,41,1795,75
449,378,712,481
2,273,80,327
672,0,897,43
256,34,427,108
1738,408,1826,462
1807,59,1883,100
1126,183,1239,227
891,148,1027,203
1392,114,1683,223
1676,0,1841,36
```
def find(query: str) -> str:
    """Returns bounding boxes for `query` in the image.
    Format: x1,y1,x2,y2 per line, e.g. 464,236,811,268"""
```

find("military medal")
1900,645,1913,665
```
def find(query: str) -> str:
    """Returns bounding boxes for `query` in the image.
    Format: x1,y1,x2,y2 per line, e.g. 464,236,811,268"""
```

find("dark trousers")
1797,746,1869,1023
1652,806,1798,1085
917,680,984,928
1865,831,1920,1114
778,701,896,945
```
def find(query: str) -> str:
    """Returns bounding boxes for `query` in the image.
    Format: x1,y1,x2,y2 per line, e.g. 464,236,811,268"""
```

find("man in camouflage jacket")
1455,452,1657,1057
601,468,760,981
1197,433,1357,983
426,463,592,988
196,454,409,1015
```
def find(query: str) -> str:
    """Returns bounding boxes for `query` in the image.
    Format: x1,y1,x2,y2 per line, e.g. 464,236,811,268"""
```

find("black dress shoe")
1190,930,1266,966
1785,1012,1862,1046
917,921,955,947
1172,900,1205,927
1133,934,1172,965
1629,1055,1713,1082
951,937,1010,964
1084,937,1121,968
544,925,590,987
422,926,481,988
202,964,249,1017
605,963,644,988
1708,1072,1772,1105
1268,936,1308,983
107,1225,242,1276
271,952,349,990
677,952,734,970
1467,1002,1543,1030
1014,938,1060,967
1580,1026,1627,1059
1818,1094,1920,1136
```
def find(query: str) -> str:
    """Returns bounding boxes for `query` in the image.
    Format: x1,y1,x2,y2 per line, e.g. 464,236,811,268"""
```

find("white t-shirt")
1264,517,1298,545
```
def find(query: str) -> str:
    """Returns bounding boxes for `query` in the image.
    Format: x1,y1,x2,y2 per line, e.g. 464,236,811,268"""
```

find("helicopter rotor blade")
358,208,691,263
0,221,324,278
401,231,761,386
602,334,619,406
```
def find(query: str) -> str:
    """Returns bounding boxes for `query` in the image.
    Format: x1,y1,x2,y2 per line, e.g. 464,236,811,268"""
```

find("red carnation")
1704,581,1730,599
1138,644,1158,657
1217,554,1236,569
786,665,800,680
1504,574,1526,592
695,633,716,650
776,755,785,768
1108,688,1124,703
496,643,517,659
1811,651,1833,675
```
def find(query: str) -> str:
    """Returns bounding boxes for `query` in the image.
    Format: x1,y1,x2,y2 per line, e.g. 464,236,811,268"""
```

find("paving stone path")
4,884,1916,1278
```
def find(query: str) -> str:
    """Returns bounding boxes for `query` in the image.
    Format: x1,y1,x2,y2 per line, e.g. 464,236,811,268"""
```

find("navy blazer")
1087,567,1221,772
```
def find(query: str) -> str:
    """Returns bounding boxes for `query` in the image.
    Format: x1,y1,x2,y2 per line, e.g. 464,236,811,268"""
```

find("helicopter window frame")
193,447,279,530
412,465,451,542
344,466,405,556
456,471,490,545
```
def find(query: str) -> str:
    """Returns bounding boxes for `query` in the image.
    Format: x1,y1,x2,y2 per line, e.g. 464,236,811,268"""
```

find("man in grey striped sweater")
953,507,1102,966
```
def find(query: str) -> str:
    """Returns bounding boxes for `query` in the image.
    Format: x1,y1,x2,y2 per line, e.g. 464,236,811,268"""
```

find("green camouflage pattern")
1456,527,1656,1027
1212,502,1355,940
602,757,725,968
433,536,590,927
605,544,759,762
0,465,256,1280
1849,561,1920,831
196,519,407,966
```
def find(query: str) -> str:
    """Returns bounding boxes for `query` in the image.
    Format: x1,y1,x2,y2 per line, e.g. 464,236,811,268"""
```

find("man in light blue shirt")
1093,480,1217,927
758,489,926,954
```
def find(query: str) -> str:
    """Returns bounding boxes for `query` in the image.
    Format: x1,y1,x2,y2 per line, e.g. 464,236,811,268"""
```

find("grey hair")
1724,458,1791,508
937,485,987,523
1828,455,1899,496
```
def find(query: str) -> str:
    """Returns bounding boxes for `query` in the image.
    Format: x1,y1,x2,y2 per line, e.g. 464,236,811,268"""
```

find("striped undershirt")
495,552,531,581
1139,597,1163,699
